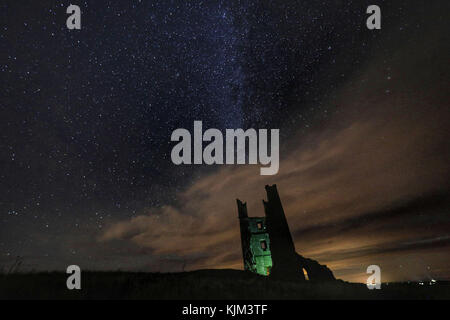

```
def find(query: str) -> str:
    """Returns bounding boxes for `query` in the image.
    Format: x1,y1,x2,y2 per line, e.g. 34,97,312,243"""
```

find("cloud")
99,18,450,281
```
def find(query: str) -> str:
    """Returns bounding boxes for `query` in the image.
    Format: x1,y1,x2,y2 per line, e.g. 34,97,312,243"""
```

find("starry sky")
1,1,449,282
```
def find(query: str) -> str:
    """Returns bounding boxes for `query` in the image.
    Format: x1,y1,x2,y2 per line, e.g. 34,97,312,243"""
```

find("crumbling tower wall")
263,185,305,280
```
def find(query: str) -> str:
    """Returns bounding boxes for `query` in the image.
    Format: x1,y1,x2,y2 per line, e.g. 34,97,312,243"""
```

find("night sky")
1,1,449,282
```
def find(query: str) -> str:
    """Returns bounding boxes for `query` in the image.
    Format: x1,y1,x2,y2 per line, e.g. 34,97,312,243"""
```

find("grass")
1,269,449,300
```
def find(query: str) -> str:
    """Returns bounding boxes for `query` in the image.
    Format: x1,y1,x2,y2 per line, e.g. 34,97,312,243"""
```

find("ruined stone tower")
237,184,336,281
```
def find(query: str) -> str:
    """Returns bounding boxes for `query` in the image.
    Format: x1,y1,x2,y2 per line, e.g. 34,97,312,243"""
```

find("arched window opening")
260,240,267,251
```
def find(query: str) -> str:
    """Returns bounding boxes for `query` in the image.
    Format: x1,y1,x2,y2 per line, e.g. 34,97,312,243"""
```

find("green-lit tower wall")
237,199,273,276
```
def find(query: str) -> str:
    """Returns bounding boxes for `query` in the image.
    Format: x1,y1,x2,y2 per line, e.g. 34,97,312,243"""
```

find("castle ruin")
237,184,336,281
